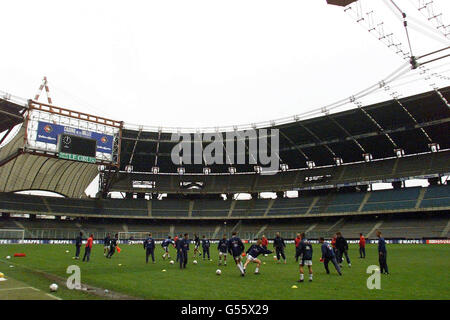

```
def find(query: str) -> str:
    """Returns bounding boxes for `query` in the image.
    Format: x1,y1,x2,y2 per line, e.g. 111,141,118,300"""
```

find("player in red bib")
359,233,366,258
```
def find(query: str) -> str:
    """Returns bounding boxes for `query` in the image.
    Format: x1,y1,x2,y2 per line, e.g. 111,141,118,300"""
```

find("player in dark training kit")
319,237,342,275
144,233,156,263
336,232,351,267
273,232,286,264
376,230,389,274
106,234,118,258
161,236,174,260
201,235,211,260
74,232,83,260
179,233,190,269
218,235,228,266
243,239,272,274
294,233,302,262
175,233,183,262
297,233,313,282
193,234,200,258
228,231,245,276
104,233,111,256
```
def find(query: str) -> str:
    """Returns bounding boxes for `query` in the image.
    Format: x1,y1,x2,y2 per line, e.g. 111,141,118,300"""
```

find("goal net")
118,232,149,242
0,229,25,242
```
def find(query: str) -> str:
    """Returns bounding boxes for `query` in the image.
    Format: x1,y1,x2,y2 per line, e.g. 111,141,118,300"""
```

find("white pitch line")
0,286,34,291
29,286,62,300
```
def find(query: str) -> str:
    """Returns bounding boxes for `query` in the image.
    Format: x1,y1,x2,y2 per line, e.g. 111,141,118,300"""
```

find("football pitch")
0,244,449,300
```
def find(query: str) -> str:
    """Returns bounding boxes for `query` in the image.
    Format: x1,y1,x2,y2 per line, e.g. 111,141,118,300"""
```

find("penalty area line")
29,286,63,300
0,286,34,291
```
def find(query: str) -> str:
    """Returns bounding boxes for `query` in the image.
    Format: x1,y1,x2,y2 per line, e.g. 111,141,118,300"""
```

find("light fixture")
152,166,160,174
334,157,343,166
254,166,262,174
280,164,289,171
394,149,404,158
363,153,373,162
429,143,440,153
228,167,236,175
306,161,315,169
177,167,185,175
125,165,133,173
203,167,211,175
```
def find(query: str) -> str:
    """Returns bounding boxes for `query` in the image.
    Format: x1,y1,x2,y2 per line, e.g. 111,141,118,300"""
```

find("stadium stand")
1,212,447,240
0,88,449,243
0,185,449,220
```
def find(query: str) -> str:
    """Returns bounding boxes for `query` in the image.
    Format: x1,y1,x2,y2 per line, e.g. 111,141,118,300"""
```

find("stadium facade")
0,87,449,240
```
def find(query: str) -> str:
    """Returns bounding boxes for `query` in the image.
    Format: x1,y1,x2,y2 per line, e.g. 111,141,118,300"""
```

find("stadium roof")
0,99,26,137
0,127,98,198
119,86,450,174
0,87,449,197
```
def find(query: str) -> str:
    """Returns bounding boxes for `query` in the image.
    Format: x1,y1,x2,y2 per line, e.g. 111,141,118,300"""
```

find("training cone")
116,246,121,253
291,285,298,289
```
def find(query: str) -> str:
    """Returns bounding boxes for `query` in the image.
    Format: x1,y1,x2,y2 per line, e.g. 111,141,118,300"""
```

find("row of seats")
1,214,447,240
0,185,449,218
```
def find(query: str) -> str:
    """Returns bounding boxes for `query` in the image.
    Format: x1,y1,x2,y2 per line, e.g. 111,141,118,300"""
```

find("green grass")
0,244,449,299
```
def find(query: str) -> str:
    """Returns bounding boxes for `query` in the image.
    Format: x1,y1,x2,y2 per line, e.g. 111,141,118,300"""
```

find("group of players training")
139,229,389,281
75,229,389,281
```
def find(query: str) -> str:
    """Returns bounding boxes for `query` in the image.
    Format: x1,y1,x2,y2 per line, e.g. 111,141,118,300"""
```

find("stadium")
0,0,449,302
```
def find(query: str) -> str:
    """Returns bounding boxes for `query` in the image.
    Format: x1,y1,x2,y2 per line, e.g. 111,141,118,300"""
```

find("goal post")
0,229,25,242
118,232,148,242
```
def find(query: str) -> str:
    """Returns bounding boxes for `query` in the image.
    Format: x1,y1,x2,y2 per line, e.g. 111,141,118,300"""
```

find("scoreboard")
57,134,97,163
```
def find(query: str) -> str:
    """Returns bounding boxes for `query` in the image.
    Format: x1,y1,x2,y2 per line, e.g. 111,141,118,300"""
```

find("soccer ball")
273,256,277,259
193,260,198,264
0,272,4,278
264,254,268,257
104,289,109,294
6,256,10,260
170,260,174,265
216,269,222,275
65,250,69,253
49,283,58,292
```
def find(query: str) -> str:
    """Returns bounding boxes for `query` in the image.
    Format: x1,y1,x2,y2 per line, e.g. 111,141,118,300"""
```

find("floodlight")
394,149,404,158
306,161,315,169
429,143,440,153
363,153,372,162
334,157,343,166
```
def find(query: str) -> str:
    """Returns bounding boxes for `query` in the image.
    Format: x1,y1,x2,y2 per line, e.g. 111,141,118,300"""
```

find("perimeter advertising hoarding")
0,239,448,244
36,121,113,155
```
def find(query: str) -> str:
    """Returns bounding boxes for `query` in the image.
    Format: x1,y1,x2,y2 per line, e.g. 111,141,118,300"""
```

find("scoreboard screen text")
58,134,97,161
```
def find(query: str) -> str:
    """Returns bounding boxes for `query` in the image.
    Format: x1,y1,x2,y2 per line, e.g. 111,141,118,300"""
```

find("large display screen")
36,121,113,155
58,134,97,157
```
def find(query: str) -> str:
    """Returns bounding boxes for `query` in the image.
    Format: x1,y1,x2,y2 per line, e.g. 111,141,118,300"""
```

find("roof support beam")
128,128,142,167
326,115,366,153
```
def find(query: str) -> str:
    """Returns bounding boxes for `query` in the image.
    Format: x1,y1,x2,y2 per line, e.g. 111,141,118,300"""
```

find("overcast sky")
1,0,449,130
2,0,449,198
